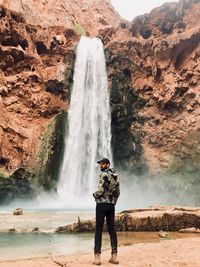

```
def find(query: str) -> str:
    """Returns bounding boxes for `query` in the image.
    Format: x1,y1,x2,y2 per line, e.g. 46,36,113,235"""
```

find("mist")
1,169,199,211
118,169,200,210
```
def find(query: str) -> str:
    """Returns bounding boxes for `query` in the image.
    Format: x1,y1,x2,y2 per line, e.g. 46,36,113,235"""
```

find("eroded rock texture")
0,0,121,36
100,0,200,179
56,206,200,232
0,0,199,203
0,0,122,202
0,6,76,202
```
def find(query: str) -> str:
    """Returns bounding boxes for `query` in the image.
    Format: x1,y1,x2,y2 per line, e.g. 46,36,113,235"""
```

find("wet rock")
35,112,66,190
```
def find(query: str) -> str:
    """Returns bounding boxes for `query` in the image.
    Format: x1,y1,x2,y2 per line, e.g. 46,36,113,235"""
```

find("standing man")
93,158,120,265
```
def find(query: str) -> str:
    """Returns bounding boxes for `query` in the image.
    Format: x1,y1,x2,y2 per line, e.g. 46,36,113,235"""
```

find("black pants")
94,203,118,254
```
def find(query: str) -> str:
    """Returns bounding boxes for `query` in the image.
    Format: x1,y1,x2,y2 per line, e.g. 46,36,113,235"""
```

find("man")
93,158,120,265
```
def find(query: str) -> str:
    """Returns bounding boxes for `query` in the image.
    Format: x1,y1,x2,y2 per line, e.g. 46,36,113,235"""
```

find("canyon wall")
101,0,200,175
0,0,199,203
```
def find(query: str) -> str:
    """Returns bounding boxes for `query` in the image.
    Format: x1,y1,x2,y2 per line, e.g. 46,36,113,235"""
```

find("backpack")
105,169,120,198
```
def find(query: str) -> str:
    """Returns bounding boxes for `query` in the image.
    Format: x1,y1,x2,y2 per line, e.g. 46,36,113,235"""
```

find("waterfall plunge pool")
0,231,199,261
0,210,199,261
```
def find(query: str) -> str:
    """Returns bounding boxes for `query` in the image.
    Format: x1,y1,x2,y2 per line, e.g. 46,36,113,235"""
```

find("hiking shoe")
93,253,101,265
109,253,119,264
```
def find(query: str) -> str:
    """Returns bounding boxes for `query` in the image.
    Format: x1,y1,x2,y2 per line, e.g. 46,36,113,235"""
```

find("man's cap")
97,158,110,165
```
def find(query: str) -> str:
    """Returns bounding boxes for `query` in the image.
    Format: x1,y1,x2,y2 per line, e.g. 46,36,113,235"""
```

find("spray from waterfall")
56,36,112,207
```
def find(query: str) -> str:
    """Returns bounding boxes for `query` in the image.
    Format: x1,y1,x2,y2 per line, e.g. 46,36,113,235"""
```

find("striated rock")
56,206,200,233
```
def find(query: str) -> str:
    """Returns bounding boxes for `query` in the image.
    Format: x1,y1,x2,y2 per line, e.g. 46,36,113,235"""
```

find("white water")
56,36,112,207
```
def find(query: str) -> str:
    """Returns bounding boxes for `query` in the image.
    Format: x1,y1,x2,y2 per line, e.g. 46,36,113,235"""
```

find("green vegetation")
73,23,86,36
35,112,67,191
0,169,33,204
63,64,74,99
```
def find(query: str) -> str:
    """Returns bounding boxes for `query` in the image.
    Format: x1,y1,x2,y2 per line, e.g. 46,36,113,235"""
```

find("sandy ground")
0,237,200,267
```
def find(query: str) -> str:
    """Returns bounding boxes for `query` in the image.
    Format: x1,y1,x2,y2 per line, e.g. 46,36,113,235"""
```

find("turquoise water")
0,210,95,232
0,232,95,261
1,230,199,261
0,210,95,260
0,210,199,261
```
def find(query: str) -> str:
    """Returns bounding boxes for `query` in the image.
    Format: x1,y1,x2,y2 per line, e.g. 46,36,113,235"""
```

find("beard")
100,165,108,171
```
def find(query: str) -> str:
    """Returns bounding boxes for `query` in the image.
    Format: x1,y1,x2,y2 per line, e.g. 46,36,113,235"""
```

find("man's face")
99,162,109,171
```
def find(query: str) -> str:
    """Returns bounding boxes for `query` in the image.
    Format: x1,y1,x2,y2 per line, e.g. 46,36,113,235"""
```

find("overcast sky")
111,0,179,21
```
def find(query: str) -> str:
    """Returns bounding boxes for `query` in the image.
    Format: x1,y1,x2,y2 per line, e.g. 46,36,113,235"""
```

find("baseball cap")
97,158,110,164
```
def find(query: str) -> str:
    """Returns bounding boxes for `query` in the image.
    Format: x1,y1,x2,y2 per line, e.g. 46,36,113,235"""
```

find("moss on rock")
0,111,67,204
0,168,33,204
169,131,200,174
73,23,86,36
34,111,67,191
106,47,147,172
160,131,200,205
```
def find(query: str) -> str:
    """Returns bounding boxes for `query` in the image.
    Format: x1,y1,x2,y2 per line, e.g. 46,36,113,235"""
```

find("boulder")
13,208,23,215
159,230,170,238
179,227,200,233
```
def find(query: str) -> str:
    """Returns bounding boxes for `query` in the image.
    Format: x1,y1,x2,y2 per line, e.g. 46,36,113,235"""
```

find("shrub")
73,23,86,36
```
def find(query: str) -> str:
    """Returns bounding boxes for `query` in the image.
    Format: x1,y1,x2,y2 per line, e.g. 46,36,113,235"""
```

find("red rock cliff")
101,0,200,176
0,0,122,202
0,0,199,202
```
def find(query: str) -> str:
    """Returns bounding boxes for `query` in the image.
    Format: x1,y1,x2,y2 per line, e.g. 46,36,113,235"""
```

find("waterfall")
57,36,112,206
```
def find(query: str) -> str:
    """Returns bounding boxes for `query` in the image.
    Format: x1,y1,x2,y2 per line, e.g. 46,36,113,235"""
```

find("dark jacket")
93,168,120,204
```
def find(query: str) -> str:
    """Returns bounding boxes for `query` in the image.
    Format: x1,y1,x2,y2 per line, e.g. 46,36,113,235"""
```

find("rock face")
0,5,77,202
56,206,200,232
0,0,122,35
100,0,200,179
0,0,200,203
0,0,122,202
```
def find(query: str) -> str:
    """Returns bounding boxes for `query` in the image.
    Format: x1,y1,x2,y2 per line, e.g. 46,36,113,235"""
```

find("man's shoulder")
100,171,109,179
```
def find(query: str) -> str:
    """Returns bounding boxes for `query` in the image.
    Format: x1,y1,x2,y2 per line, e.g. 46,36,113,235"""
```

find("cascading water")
57,36,112,207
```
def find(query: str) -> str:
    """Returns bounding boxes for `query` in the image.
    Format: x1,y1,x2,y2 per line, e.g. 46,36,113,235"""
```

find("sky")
111,0,179,21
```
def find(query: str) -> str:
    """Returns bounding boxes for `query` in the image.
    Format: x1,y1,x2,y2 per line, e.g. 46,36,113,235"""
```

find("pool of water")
0,210,199,261
0,232,95,261
0,209,94,232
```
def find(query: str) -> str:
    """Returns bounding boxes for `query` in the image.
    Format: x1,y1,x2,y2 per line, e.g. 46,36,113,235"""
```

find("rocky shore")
56,205,200,233
0,0,199,206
